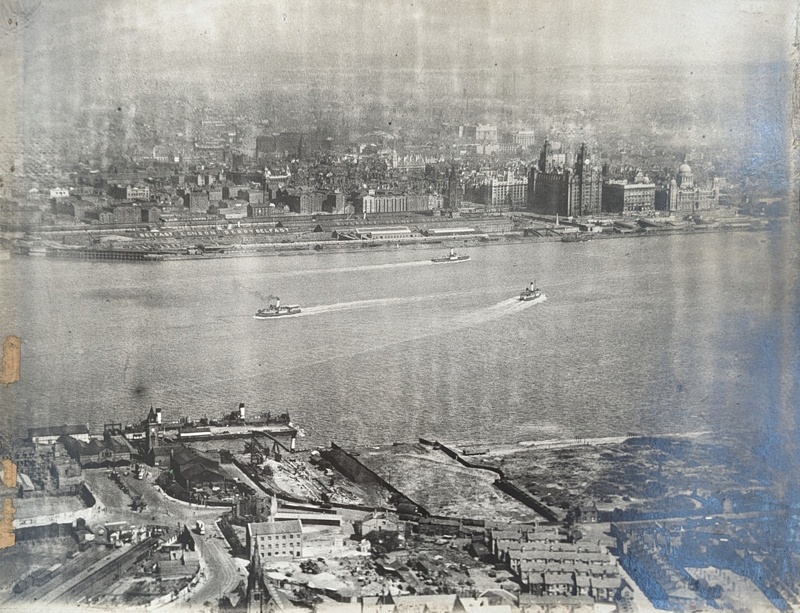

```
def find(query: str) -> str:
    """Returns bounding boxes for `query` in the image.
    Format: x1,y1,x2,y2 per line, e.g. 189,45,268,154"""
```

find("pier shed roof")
29,424,89,441
248,519,303,537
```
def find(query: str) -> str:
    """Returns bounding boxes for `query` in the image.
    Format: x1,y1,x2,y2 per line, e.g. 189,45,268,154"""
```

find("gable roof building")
248,520,304,562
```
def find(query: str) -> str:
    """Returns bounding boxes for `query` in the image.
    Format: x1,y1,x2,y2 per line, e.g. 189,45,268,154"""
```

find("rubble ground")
355,443,536,521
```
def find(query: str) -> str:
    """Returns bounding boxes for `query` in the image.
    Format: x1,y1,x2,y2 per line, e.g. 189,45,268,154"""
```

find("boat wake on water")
299,296,412,316
281,292,448,318
261,259,434,279
456,294,547,327
255,289,547,321
227,291,550,391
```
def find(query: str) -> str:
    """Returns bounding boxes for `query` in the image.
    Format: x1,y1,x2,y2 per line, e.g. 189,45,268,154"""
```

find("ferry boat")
255,296,301,318
519,281,545,302
431,248,470,263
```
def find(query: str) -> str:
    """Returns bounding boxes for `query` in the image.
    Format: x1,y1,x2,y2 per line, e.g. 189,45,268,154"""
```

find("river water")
0,231,796,452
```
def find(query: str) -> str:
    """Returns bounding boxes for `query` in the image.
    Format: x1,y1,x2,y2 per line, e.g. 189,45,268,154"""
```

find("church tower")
145,405,161,453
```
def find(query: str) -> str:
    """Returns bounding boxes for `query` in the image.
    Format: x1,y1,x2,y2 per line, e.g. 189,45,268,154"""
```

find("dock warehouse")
29,424,91,446
353,226,413,240
424,227,477,237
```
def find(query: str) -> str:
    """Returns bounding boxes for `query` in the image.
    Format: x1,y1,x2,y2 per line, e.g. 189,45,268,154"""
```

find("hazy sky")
0,0,795,167
5,0,796,82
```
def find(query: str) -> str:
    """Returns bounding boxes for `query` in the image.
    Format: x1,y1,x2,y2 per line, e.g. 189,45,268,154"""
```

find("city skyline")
0,2,797,612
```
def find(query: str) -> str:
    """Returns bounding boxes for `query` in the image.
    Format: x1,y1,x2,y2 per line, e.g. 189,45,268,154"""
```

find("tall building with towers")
527,141,602,217
444,163,462,209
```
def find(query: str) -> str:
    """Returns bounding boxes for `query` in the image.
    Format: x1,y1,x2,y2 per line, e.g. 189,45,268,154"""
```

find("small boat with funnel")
431,248,470,263
519,281,545,302
255,296,301,318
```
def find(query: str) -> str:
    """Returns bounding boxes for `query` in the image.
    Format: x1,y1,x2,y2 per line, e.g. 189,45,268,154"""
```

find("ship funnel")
156,408,162,424
239,402,246,419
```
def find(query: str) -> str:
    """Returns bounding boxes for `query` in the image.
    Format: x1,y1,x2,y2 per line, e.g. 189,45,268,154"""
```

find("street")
78,469,246,608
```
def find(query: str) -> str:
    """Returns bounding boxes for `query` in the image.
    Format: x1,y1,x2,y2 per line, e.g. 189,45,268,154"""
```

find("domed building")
676,163,694,188
655,162,719,213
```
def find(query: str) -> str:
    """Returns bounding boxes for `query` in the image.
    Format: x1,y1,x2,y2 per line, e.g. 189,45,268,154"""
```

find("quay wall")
45,248,160,261
322,443,429,516
17,220,771,263
430,440,562,523
494,479,562,523
431,440,505,478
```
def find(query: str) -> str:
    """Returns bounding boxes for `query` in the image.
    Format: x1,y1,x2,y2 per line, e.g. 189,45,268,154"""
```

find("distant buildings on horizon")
527,140,719,217
0,117,731,231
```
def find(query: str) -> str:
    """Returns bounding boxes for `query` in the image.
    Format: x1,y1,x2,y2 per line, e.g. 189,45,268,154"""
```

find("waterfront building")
602,181,656,213
141,205,161,224
352,226,412,240
170,446,227,489
28,424,91,446
464,175,527,209
424,227,477,238
185,191,210,213
403,192,442,212
357,190,407,214
654,163,719,213
238,189,265,205
444,163,462,210
489,178,527,208
323,191,346,213
285,188,326,215
248,203,273,218
528,142,602,217
58,432,134,468
247,519,303,562
112,204,141,224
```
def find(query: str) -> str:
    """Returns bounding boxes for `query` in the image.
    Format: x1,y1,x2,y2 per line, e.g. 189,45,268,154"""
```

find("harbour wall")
321,443,430,516
429,440,562,523
15,219,770,263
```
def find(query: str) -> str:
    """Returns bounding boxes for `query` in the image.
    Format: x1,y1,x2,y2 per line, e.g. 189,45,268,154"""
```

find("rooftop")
249,519,303,536
29,424,89,439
